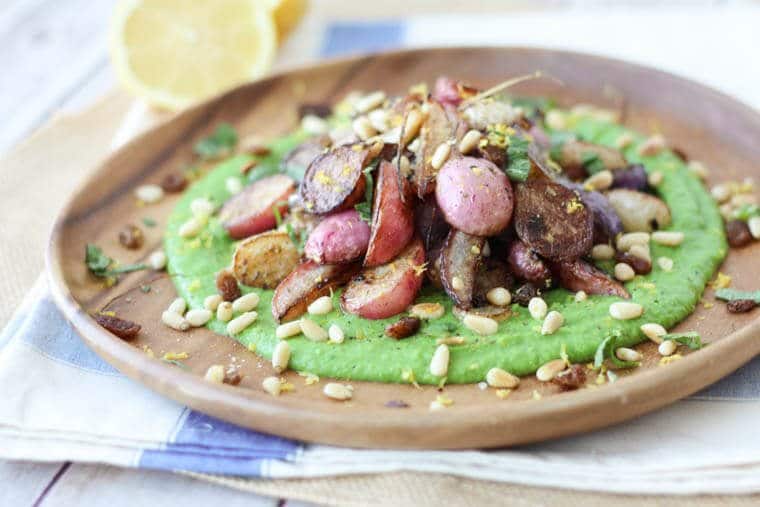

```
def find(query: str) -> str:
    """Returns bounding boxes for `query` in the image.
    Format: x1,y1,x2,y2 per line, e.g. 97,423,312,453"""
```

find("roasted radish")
220,174,296,239
233,231,300,289
550,259,629,298
440,230,485,309
341,238,426,319
365,160,415,267
304,209,371,264
272,261,360,322
507,240,552,285
413,100,458,196
414,194,450,254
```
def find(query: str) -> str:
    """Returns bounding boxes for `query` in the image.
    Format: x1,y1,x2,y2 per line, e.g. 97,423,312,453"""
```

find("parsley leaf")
580,151,606,175
715,288,760,304
504,135,531,182
732,203,760,222
661,332,703,350
85,244,147,279
194,123,238,160
355,160,378,223
594,332,639,369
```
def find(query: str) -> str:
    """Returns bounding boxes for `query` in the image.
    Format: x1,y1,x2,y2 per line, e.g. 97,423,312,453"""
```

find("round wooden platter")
47,47,760,449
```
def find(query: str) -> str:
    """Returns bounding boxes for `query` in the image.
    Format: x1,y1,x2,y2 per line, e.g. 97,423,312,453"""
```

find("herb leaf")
273,202,306,253
355,160,378,223
85,244,147,279
715,288,760,304
580,151,606,175
504,135,531,182
661,332,703,350
594,332,639,369
142,217,157,227
194,123,238,160
732,203,760,222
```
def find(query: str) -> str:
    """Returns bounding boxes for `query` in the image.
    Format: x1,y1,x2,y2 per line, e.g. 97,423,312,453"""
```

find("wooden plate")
47,47,760,449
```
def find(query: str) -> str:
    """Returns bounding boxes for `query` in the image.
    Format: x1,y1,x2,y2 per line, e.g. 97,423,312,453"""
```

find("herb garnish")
272,203,306,253
504,135,531,182
85,244,147,280
715,288,760,304
594,332,639,369
661,332,703,350
355,160,379,223
193,123,238,160
580,151,606,175
142,217,157,227
731,203,760,222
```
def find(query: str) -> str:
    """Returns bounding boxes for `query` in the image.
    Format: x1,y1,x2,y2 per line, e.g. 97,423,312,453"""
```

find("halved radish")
272,261,361,322
220,174,295,240
341,238,426,320
440,230,485,309
304,209,370,264
550,259,629,298
364,160,414,267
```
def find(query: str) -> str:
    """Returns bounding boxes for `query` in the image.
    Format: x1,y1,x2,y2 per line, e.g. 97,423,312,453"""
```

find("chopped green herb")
355,160,378,223
139,284,151,293
504,135,531,182
547,131,575,161
661,332,703,350
594,332,639,369
85,244,147,279
272,203,306,253
715,288,760,304
509,96,557,117
580,151,606,175
194,123,238,160
142,217,157,227
731,203,760,222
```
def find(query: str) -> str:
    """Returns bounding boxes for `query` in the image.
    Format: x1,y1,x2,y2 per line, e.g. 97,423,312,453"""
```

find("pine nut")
352,116,376,141
584,170,613,191
307,296,333,315
272,341,290,373
451,276,464,291
186,309,212,327
430,142,451,170
323,382,353,401
398,154,411,176
658,256,674,272
482,241,491,257
629,244,651,262
747,216,760,239
232,293,260,313
687,160,710,180
648,171,663,186
225,177,243,194
216,301,233,322
616,232,650,251
658,340,677,356
135,184,164,203
711,184,732,203
300,318,328,342
429,344,450,377
161,310,190,331
407,137,421,152
301,114,329,135
615,347,642,362
328,324,345,343
149,250,167,270
637,134,666,156
732,193,757,208
355,91,386,113
168,297,187,315
640,323,667,343
609,301,644,320
615,132,634,149
179,217,205,238
204,294,222,311
226,311,257,335
485,367,520,388
651,231,684,246
204,364,225,384
276,320,302,339
462,314,498,336
402,109,424,144
410,302,445,320
486,287,511,307
591,244,615,261
536,359,566,382
262,376,282,396
528,297,548,320
614,263,636,281
368,108,390,132
574,290,588,302
541,311,564,335
458,129,482,154
719,203,734,221
190,197,215,218
545,110,567,130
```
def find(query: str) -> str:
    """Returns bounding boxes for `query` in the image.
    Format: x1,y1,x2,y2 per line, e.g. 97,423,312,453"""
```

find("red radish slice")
341,238,426,320
304,209,371,264
364,160,415,267
220,174,295,240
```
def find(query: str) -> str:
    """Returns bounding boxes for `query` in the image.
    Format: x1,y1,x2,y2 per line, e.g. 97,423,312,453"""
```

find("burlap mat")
1,89,757,506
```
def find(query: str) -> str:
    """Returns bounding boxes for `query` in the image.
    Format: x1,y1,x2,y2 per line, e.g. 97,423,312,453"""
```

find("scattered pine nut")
430,142,451,170
574,290,588,302
179,217,205,238
262,376,283,396
536,359,566,382
204,364,225,384
232,293,260,313
323,382,353,401
368,108,390,132
300,318,328,342
591,244,615,261
629,244,651,263
167,297,187,315
486,287,511,307
410,302,445,320
637,134,666,156
307,296,333,315
615,132,634,149
462,314,498,335
584,170,613,191
436,336,465,346
609,301,644,320
687,160,710,180
541,311,564,335
301,114,329,135
615,347,642,362
328,324,345,344
711,184,732,203
528,297,548,320
135,184,164,204
486,367,520,388
658,340,677,356
352,116,376,141
640,323,667,343
186,309,212,327
190,197,215,218
276,320,302,339
747,216,760,239
161,310,190,331
545,110,566,130
148,250,167,270
272,341,291,373
616,232,650,251
402,109,424,144
226,311,257,335
204,294,223,311
614,263,636,282
429,394,453,411
648,171,663,186
651,231,684,246
658,256,674,272
451,276,464,291
216,301,233,322
458,129,482,154
429,344,450,377
355,91,386,113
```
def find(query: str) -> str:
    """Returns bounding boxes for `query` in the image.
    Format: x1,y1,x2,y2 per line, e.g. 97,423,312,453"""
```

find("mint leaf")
194,123,238,160
505,135,531,182
732,203,760,222
661,332,703,350
715,288,760,304
85,244,147,279
581,151,606,175
594,332,639,369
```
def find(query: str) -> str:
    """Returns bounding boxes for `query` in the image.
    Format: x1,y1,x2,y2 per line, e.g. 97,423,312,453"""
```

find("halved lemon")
110,0,278,111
